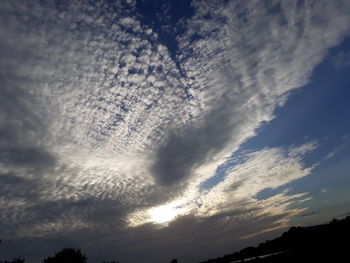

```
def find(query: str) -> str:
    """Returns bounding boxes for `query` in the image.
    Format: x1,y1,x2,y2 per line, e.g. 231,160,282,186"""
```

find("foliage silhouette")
200,216,350,263
42,248,87,263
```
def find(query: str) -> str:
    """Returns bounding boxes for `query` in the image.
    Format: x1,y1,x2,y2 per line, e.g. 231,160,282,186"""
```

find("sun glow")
149,204,186,225
127,201,190,227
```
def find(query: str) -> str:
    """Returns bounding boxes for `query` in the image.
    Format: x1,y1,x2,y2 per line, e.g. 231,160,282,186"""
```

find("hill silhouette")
200,216,350,263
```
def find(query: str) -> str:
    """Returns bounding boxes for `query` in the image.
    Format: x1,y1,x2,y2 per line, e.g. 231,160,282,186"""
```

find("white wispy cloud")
128,143,315,227
332,50,350,68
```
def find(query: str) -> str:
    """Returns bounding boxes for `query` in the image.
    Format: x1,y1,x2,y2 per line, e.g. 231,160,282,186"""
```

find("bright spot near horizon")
127,200,192,227
149,204,186,225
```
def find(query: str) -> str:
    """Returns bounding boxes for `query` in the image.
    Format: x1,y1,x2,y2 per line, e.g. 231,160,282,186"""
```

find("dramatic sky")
1,0,350,262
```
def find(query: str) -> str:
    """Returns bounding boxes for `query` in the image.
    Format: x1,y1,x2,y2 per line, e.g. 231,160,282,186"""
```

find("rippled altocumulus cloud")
1,0,350,262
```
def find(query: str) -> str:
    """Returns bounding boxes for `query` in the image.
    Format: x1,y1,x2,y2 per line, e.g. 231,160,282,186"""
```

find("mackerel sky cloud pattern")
1,1,350,262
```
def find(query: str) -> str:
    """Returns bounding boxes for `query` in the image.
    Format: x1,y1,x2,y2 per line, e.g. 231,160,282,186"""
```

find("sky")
0,0,350,262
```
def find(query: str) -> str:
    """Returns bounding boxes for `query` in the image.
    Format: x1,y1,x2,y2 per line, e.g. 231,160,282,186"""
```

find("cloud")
129,142,315,228
151,103,242,186
301,211,318,218
331,50,350,68
155,0,350,188
1,0,350,262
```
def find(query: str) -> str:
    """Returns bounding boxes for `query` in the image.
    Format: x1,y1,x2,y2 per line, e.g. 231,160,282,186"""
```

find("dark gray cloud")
0,147,55,168
152,103,241,186
301,211,318,218
0,19,55,173
0,172,39,199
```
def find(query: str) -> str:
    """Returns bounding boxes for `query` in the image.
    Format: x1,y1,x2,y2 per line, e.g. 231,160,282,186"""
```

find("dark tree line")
0,243,118,263
42,248,88,263
200,216,350,263
0,240,177,263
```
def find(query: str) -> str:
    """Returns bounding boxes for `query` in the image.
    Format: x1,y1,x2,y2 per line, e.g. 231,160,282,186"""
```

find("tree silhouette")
42,248,87,263
201,216,350,263
170,259,178,263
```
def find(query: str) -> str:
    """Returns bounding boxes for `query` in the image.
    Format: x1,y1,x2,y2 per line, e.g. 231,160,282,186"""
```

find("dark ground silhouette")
42,248,87,263
1,216,350,263
200,216,350,263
